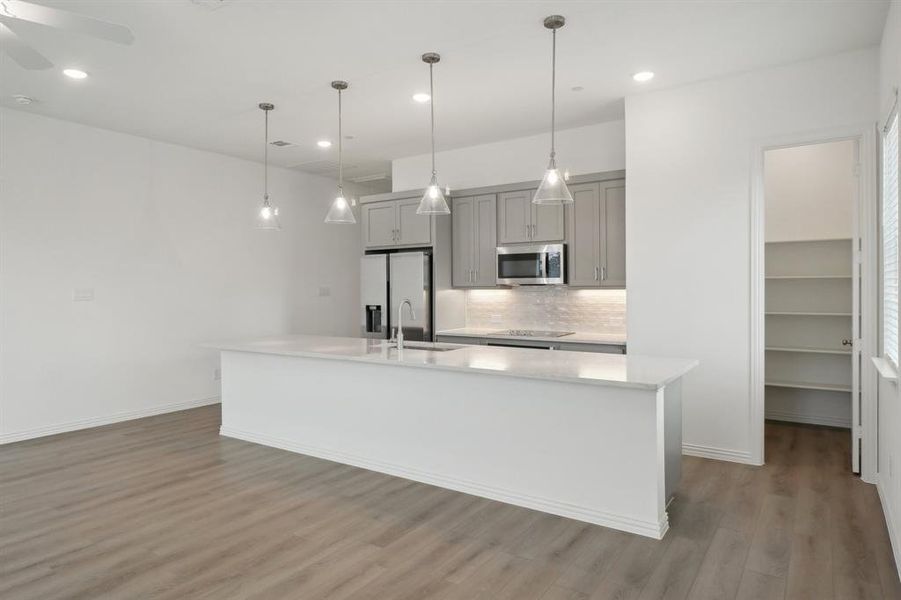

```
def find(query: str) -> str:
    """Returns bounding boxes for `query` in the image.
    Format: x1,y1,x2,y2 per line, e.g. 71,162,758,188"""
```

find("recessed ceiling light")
632,71,654,83
63,68,88,80
317,140,332,148
412,93,430,103
571,86,584,92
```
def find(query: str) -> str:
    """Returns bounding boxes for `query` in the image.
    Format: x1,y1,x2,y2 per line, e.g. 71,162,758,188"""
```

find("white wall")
764,140,856,242
878,0,901,579
391,120,625,192
0,108,361,442
625,48,878,462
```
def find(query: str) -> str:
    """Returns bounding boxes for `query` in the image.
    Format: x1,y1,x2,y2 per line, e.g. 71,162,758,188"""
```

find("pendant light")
533,15,573,205
325,80,356,224
256,102,281,229
417,52,450,215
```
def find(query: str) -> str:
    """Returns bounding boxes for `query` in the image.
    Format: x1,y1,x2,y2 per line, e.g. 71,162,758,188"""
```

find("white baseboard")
877,477,901,583
765,409,851,429
0,396,221,445
682,442,755,464
220,425,668,539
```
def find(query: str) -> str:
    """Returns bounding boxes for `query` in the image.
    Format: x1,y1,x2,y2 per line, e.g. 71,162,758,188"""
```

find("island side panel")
219,350,668,538
663,379,683,502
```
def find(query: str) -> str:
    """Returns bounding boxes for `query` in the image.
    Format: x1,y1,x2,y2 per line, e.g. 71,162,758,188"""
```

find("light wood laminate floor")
1,405,899,600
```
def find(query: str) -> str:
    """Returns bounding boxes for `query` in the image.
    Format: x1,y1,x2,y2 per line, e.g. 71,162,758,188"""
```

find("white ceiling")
0,0,890,182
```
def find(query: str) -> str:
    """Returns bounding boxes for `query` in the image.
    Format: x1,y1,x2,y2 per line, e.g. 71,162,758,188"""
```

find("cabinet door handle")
594,266,599,281
474,269,479,282
531,224,536,238
525,224,530,239
601,266,607,281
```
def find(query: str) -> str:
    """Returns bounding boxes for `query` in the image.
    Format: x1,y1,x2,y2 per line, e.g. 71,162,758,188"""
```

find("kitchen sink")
390,341,463,352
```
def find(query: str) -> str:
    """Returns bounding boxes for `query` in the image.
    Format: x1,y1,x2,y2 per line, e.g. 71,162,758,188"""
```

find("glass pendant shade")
534,16,571,206
416,53,450,216
325,191,356,224
325,81,357,224
256,102,280,230
417,173,450,215
533,158,573,204
256,194,281,230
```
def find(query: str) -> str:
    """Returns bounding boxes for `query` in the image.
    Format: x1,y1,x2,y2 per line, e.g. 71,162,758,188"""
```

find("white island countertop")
205,334,696,391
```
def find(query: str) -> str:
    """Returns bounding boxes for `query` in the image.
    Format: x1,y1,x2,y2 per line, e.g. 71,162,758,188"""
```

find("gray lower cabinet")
436,335,485,346
362,198,432,248
497,189,564,244
436,335,625,354
566,180,626,288
452,194,497,287
557,341,625,354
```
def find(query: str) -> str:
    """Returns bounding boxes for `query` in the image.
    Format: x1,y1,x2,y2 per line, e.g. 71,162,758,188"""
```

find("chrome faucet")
396,299,416,350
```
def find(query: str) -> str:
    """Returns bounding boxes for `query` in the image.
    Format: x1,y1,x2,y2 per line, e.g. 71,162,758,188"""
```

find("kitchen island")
206,335,697,539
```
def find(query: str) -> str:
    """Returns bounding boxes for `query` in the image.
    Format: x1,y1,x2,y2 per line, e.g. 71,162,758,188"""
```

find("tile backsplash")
465,288,626,334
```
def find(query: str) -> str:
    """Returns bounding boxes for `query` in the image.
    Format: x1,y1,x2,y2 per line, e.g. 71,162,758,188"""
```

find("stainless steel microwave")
496,244,566,286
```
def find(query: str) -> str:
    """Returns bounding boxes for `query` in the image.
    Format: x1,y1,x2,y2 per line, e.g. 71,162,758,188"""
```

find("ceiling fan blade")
1,0,134,45
0,21,52,69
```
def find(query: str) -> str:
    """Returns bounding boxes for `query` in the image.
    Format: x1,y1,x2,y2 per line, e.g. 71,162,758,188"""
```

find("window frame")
882,107,900,368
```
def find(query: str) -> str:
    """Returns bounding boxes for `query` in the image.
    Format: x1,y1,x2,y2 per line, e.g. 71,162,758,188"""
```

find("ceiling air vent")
270,140,295,147
190,1,232,10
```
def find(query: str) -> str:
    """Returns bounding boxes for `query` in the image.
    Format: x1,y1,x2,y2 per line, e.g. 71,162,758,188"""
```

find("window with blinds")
884,111,899,366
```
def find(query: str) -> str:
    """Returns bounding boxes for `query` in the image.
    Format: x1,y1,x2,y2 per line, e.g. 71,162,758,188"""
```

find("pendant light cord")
338,88,343,192
264,108,269,202
430,62,437,176
550,27,556,161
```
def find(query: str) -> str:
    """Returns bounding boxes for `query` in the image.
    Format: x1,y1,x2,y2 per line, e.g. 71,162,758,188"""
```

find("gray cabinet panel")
567,183,601,287
600,181,626,288
531,201,565,242
472,194,497,286
557,342,626,354
435,335,485,346
451,197,474,287
396,199,432,246
497,190,531,244
363,202,397,247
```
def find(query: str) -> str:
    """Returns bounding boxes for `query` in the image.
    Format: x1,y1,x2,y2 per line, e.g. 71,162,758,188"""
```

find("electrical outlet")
72,288,94,302
318,286,331,297
214,368,221,381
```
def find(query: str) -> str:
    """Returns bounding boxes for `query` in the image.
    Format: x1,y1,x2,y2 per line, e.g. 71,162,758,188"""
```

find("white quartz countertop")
436,328,627,345
204,335,695,391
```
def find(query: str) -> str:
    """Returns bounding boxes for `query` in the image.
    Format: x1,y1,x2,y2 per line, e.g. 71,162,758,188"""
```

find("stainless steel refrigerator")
360,251,432,342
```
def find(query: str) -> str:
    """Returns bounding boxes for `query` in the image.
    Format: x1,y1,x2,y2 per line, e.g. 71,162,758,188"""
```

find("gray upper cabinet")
497,190,531,244
396,199,432,246
362,198,432,249
452,194,497,287
497,189,564,244
451,197,474,287
531,202,565,242
565,179,626,288
362,202,397,247
601,182,626,288
567,183,601,287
